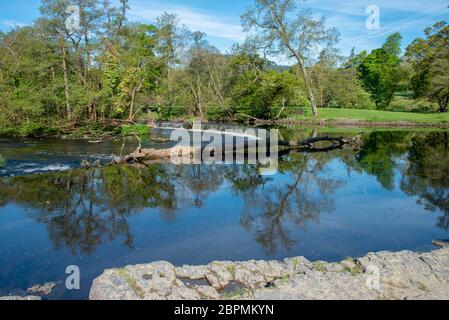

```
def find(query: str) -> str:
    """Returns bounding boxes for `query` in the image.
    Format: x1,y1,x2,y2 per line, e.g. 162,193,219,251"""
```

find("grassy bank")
291,108,449,126
0,122,140,139
2,108,449,139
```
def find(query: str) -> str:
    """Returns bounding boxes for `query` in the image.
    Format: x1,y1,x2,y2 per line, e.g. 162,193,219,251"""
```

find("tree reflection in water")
229,153,344,255
400,132,449,229
1,130,449,255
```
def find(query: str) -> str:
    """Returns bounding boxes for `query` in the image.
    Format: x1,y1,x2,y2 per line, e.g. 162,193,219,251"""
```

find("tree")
406,22,449,112
358,34,404,109
382,32,402,57
183,31,220,118
308,49,339,108
154,12,189,110
241,0,339,117
100,41,120,120
230,69,303,119
116,24,162,121
400,132,449,228
344,48,368,70
0,25,59,124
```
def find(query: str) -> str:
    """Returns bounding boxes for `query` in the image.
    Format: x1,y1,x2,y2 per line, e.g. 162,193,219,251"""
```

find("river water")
0,126,448,299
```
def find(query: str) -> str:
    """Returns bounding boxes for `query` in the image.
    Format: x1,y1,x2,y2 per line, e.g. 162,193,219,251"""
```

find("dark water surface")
0,127,448,299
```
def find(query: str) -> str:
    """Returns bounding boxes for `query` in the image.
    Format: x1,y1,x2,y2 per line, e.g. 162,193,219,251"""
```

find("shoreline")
1,118,449,140
90,246,449,300
255,118,449,128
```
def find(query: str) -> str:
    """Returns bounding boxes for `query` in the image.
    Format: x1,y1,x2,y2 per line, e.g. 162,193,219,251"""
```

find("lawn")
294,108,449,124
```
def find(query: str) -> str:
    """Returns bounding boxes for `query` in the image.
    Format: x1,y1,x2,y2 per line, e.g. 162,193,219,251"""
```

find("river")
0,125,448,299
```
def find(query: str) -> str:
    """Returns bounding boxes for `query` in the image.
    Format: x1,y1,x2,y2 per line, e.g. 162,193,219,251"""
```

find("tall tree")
382,32,402,57
185,31,216,118
406,21,449,112
358,33,404,109
241,0,339,117
117,24,162,121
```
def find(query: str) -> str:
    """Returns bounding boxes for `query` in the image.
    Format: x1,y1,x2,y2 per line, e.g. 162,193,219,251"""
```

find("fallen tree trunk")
116,134,363,165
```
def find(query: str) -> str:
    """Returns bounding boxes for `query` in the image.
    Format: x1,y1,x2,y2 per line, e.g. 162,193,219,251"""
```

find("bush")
121,124,150,136
0,155,5,168
0,126,17,137
388,96,438,113
18,122,58,137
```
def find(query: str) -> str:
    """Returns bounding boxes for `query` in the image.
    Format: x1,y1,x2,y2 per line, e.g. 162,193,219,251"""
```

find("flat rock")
27,282,56,296
90,248,449,300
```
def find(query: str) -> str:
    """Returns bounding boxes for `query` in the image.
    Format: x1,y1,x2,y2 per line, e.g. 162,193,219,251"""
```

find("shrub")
18,122,58,137
121,124,150,136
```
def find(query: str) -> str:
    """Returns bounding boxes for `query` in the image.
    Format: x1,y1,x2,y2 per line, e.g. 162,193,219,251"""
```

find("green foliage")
231,70,307,120
18,122,57,137
101,46,121,99
121,124,150,136
382,33,403,57
0,126,17,137
406,22,449,112
388,96,438,113
0,0,447,133
220,287,248,300
358,47,403,109
0,155,5,168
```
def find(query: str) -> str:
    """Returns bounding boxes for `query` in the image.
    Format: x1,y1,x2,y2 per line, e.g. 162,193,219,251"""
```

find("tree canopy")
0,0,447,136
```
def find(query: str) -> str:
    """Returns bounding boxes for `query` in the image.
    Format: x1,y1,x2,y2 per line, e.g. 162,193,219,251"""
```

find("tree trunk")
268,8,319,117
196,74,203,118
61,45,72,119
129,88,137,121
84,32,91,87
296,58,319,117
128,79,145,121
438,97,448,113
50,65,60,117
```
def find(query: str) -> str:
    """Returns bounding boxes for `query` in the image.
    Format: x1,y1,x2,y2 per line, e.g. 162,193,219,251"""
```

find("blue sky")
1,0,448,59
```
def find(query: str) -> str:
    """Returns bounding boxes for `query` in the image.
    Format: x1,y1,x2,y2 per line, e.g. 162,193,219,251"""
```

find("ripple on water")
22,164,72,174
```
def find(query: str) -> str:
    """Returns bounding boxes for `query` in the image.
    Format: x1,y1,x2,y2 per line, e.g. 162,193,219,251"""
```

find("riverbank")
1,108,449,139
90,247,449,300
269,108,449,128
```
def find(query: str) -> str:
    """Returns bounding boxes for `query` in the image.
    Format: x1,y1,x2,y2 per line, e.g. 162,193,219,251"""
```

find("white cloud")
2,20,26,29
126,0,448,56
306,0,449,55
307,0,448,16
128,1,245,42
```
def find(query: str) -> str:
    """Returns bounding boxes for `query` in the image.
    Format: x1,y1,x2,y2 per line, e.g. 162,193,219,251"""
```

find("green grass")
340,258,364,276
220,287,248,300
312,262,328,272
116,268,145,299
293,108,449,125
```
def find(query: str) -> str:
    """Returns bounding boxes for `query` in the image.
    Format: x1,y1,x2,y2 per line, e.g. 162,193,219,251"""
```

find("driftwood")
81,159,102,168
432,240,449,248
116,134,363,165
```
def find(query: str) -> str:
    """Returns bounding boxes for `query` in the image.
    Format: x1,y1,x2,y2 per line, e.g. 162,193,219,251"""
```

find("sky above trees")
1,0,448,57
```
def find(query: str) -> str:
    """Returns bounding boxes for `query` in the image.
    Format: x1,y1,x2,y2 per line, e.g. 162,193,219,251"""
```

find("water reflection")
400,132,449,229
0,131,449,256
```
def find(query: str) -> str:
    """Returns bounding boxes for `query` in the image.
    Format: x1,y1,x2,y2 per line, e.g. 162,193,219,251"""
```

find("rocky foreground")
90,248,449,300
